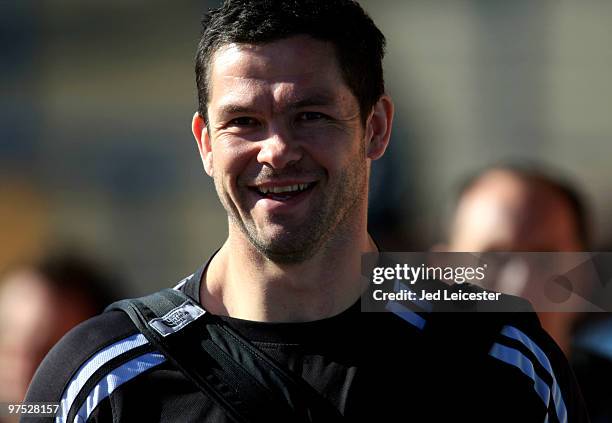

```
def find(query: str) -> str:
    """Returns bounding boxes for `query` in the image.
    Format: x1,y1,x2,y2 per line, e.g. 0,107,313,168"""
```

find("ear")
192,112,214,177
365,94,394,160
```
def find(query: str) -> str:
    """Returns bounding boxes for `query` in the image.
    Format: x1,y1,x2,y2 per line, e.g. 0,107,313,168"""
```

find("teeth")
258,183,310,195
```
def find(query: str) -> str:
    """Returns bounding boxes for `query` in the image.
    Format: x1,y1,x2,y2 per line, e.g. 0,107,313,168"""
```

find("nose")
256,127,302,169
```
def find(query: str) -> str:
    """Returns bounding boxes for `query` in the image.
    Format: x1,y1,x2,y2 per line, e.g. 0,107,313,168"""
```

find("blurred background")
1,0,611,293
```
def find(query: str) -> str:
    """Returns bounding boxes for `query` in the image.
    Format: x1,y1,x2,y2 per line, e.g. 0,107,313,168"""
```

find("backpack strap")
105,288,344,423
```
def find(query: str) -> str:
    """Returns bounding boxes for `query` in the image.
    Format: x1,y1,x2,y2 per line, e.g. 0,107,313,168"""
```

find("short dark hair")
1,252,123,315
195,0,386,125
35,253,123,313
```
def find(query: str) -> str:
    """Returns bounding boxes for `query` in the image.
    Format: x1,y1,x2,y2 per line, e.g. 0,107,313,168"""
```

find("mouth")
248,182,317,202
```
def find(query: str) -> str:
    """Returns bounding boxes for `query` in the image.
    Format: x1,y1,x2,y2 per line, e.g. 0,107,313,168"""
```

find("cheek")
212,141,258,187
302,129,364,172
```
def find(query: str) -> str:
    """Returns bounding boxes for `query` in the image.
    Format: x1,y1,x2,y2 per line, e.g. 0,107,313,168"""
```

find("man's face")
199,35,369,262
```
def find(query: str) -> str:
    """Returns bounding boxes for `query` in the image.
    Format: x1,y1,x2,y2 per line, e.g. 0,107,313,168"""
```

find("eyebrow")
217,104,258,116
287,94,336,110
216,93,337,117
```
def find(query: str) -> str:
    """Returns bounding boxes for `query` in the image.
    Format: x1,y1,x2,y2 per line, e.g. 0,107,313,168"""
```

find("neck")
200,219,377,322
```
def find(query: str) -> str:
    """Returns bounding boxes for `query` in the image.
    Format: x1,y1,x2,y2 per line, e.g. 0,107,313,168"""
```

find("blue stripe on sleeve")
385,300,426,330
56,333,149,423
500,326,567,423
72,352,166,423
489,342,551,405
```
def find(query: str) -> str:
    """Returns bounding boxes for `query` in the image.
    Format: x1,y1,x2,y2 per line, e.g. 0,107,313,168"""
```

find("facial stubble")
215,143,368,264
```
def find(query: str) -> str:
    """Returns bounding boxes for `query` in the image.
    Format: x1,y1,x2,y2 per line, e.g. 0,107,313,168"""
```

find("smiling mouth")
249,182,316,201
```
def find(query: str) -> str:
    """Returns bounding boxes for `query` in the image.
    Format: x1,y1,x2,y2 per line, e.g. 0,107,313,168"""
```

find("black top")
23,257,589,422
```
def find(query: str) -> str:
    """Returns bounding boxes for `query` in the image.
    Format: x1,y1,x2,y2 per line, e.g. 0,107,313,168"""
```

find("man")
445,164,588,354
24,2,588,422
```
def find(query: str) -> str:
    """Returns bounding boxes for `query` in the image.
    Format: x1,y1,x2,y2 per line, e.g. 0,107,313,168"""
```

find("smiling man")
24,1,589,422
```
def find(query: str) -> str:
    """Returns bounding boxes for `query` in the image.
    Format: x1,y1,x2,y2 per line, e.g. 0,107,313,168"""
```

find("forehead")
207,35,353,110
455,173,581,250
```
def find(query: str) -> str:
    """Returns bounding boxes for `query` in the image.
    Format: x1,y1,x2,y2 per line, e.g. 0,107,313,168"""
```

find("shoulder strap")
105,289,344,423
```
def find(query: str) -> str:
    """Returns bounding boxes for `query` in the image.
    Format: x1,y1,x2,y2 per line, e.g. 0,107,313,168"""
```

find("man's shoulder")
421,286,588,422
422,284,554,360
60,309,139,350
45,310,140,366
23,272,210,422
23,309,165,422
31,269,203,389
25,311,137,395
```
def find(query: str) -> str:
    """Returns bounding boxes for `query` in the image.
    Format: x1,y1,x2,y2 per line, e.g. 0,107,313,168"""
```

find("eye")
228,117,259,126
297,112,328,122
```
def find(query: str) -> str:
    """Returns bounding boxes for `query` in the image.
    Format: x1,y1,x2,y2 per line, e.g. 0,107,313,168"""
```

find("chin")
262,249,313,264
252,232,322,264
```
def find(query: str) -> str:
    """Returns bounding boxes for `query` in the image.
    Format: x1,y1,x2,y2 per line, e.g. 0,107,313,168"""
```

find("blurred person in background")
0,253,121,419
